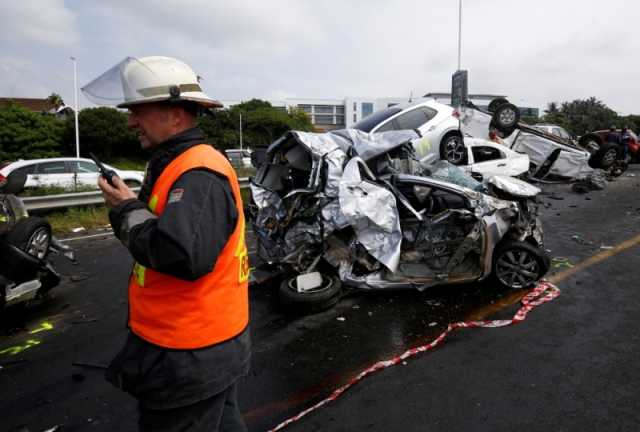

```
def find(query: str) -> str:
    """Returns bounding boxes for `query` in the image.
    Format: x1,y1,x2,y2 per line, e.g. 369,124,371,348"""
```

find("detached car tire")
492,240,549,290
588,142,619,169
279,273,342,313
492,103,520,133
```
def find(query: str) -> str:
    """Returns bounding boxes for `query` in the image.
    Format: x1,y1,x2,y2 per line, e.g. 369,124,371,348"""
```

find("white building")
221,93,539,132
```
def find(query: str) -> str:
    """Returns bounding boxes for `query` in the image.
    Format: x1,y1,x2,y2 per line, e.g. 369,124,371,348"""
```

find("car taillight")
452,110,460,119
0,173,6,183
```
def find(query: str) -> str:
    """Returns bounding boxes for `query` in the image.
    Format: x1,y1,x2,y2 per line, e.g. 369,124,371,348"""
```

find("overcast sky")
1,0,638,114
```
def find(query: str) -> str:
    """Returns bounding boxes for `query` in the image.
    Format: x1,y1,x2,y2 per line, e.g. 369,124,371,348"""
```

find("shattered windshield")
427,160,483,191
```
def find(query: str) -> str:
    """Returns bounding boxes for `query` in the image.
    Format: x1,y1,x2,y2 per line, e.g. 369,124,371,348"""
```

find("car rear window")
353,107,402,132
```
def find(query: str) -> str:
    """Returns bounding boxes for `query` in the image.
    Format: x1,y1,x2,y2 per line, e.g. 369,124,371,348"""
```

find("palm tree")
46,93,65,110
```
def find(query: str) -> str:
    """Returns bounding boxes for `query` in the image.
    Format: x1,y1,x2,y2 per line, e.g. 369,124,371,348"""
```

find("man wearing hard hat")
83,56,250,431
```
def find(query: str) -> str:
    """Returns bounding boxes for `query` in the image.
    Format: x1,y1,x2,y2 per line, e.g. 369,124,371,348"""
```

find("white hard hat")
81,56,222,109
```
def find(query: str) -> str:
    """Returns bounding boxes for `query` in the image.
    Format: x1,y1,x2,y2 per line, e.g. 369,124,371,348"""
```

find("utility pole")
70,56,80,158
458,0,463,71
239,112,243,151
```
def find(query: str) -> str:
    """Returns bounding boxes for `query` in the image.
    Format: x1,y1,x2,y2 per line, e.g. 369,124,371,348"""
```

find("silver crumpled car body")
250,129,549,312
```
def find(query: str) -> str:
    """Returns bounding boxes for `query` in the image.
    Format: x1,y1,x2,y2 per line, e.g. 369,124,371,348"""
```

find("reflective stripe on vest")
128,144,249,349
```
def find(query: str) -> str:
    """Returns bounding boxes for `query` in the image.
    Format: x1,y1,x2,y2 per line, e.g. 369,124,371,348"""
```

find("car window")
376,121,395,132
557,128,571,140
70,161,100,173
472,146,503,163
36,161,67,174
13,165,36,176
394,107,436,130
353,107,402,132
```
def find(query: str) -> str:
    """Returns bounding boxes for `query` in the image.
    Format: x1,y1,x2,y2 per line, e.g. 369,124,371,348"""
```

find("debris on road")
571,234,593,246
551,257,574,269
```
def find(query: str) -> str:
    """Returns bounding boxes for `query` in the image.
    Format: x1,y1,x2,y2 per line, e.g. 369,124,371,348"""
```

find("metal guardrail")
22,177,250,211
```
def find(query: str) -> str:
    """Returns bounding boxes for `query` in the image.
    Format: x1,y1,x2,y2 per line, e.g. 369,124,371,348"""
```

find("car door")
393,177,484,280
70,160,101,188
467,145,510,177
34,161,71,188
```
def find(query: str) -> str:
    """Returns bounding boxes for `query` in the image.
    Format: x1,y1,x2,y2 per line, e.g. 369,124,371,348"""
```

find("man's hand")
98,175,137,208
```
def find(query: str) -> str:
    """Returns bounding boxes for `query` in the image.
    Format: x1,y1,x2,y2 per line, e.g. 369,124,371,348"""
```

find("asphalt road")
1,166,639,432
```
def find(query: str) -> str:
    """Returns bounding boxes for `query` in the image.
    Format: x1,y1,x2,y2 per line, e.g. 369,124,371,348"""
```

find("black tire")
439,132,467,165
487,98,509,113
492,103,520,132
588,142,619,169
279,273,342,314
492,240,549,290
6,217,52,260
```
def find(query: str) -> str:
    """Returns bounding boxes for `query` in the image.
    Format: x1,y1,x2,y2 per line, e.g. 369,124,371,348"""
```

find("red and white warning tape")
268,281,560,431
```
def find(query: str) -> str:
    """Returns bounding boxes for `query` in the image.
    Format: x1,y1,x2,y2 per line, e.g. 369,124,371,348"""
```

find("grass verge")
45,206,110,236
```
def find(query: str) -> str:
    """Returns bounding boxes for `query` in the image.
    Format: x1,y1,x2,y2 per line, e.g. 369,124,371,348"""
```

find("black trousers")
138,382,246,432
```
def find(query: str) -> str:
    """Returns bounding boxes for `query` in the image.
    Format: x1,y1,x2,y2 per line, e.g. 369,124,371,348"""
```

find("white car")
353,100,462,163
0,158,145,190
225,149,252,168
458,138,529,178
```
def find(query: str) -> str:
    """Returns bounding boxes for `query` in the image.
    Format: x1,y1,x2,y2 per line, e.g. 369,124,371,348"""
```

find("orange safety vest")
128,144,249,349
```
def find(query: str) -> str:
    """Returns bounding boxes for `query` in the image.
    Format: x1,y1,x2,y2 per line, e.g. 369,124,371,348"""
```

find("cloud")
2,0,639,114
0,0,78,47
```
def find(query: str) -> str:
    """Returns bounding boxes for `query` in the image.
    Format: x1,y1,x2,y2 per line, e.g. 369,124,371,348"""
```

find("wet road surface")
1,166,639,431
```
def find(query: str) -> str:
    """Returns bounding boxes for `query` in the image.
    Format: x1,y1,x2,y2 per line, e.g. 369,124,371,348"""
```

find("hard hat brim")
118,95,223,109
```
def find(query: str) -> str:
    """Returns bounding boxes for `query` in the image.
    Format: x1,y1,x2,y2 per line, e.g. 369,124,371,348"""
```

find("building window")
298,104,313,114
315,114,335,125
315,105,335,114
335,115,345,126
336,106,345,114
361,102,374,119
353,102,357,111
353,113,357,123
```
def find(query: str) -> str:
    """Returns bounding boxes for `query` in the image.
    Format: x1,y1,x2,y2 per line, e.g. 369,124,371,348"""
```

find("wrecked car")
457,100,598,181
250,129,549,312
0,171,74,311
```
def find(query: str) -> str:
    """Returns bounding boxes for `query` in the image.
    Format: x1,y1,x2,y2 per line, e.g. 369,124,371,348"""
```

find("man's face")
127,103,174,150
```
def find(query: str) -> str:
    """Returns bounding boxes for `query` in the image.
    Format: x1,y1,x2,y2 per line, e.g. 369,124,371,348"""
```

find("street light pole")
457,0,463,71
239,112,243,151
70,56,80,158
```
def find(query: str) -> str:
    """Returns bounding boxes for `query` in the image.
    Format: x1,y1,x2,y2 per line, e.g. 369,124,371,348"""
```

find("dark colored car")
579,129,639,164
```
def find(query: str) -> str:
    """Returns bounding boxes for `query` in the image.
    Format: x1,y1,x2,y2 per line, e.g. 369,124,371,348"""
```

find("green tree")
0,102,65,161
541,97,617,136
47,93,65,110
62,107,141,159
199,99,314,151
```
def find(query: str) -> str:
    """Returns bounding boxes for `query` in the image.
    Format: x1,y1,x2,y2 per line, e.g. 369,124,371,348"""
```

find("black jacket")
106,127,251,409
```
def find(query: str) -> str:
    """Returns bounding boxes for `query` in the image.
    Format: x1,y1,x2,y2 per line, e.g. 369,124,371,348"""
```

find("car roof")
353,99,452,132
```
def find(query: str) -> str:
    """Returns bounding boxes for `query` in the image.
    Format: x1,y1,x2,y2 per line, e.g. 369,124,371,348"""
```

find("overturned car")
250,129,549,312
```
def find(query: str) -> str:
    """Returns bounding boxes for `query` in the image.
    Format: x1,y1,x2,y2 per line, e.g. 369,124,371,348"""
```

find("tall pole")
71,57,80,158
239,112,243,150
457,0,462,70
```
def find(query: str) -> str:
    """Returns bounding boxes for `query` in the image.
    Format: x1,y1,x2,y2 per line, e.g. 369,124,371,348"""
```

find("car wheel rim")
496,249,539,289
444,137,465,163
603,149,617,165
288,275,334,294
499,109,516,126
27,227,50,260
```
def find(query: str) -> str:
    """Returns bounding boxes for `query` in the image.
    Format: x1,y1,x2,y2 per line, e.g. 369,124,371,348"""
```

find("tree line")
0,98,314,162
1,96,638,163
